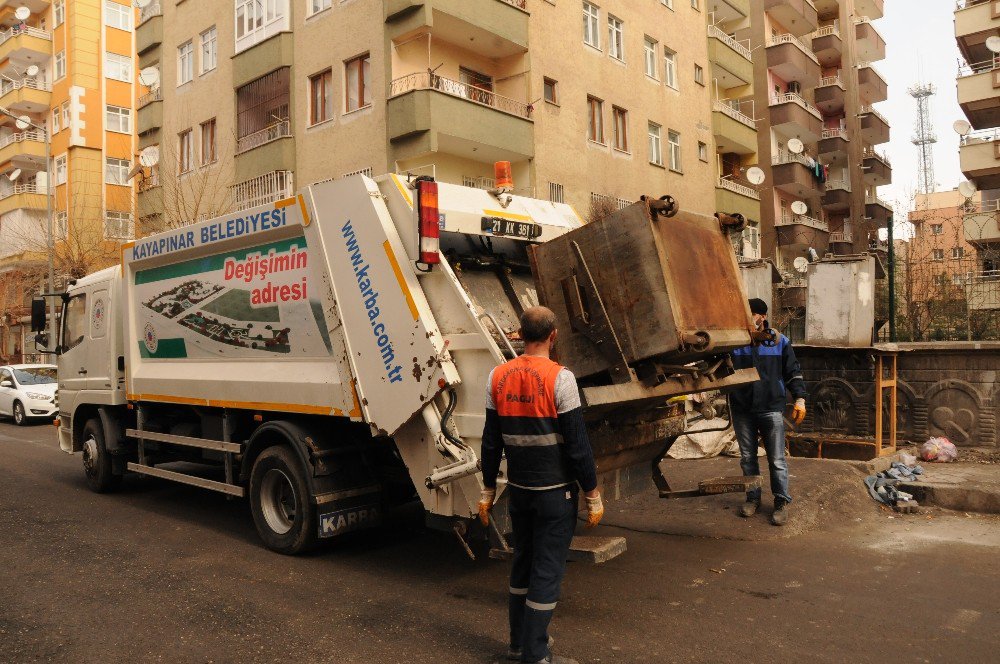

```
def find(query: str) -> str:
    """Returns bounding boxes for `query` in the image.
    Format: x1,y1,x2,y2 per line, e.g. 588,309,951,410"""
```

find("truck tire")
82,418,122,493
12,401,26,426
249,445,317,554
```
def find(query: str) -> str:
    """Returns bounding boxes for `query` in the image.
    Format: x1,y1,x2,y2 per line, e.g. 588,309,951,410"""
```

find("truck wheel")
12,401,26,426
82,418,122,493
249,445,316,554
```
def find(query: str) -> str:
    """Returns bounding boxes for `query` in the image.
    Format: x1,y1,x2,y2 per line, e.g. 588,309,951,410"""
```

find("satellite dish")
15,115,31,130
138,67,160,87
7,168,22,182
746,166,766,186
987,35,1000,54
139,146,160,168
958,180,977,199
25,65,39,78
793,257,809,273
953,119,972,136
791,200,808,215
14,6,30,21
787,138,805,155
135,0,153,8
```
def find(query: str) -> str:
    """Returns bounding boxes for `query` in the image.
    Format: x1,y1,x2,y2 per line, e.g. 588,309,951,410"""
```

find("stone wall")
794,343,999,448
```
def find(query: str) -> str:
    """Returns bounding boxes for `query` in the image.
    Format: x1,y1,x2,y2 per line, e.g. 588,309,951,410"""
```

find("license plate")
481,216,542,240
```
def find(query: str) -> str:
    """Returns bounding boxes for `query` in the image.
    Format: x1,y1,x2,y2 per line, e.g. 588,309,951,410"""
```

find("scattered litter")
709,568,725,574
864,460,923,513
899,452,918,466
920,437,958,463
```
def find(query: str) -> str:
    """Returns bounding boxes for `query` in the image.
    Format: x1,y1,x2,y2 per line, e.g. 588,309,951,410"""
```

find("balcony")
0,25,51,63
830,222,854,249
232,171,295,213
769,93,823,142
716,177,761,222
712,100,757,155
815,74,845,114
775,211,830,251
388,72,533,164
766,34,821,90
0,130,46,169
711,0,750,23
772,153,824,200
857,62,888,104
778,279,807,309
960,129,1000,189
863,147,892,186
0,78,50,115
763,0,819,37
818,127,849,163
865,194,892,226
138,87,161,110
957,59,1000,130
0,183,47,216
137,96,162,136
966,275,1000,311
855,0,884,20
385,0,528,57
811,24,842,67
708,25,753,87
956,0,1000,65
822,179,851,211
236,119,291,155
859,105,890,145
854,17,886,63
964,200,1000,247
137,2,163,56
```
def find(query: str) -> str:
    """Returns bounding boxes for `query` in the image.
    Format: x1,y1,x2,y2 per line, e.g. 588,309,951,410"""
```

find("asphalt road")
1,418,998,664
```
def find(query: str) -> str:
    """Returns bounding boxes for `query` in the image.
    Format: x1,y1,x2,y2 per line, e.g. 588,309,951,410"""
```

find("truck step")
126,429,241,453
126,462,245,497
490,535,626,564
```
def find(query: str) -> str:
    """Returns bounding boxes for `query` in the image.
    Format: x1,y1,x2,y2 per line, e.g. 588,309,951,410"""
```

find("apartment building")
955,0,1000,312
135,0,727,232
743,0,889,312
0,0,139,362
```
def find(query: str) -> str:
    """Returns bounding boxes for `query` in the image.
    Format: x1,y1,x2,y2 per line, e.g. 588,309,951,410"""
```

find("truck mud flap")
315,484,383,538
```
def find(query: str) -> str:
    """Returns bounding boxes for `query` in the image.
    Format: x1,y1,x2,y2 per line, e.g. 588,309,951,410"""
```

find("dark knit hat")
748,298,768,315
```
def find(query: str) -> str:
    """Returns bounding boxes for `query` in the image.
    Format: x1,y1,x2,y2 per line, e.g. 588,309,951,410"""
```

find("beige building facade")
136,0,756,231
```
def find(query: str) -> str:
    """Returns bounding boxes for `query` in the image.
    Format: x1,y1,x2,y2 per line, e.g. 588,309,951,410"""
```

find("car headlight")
25,392,50,401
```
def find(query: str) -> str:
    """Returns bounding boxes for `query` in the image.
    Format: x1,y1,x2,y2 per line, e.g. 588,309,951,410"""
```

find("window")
663,48,677,89
698,141,708,162
694,63,705,85
201,27,218,74
644,37,657,78
311,0,332,13
54,0,65,26
612,106,628,152
55,154,67,185
953,247,965,259
104,211,133,240
55,51,66,80
548,182,565,203
668,130,681,171
106,105,131,133
236,68,290,152
648,122,662,166
543,77,558,104
345,54,370,112
608,15,624,61
61,101,70,126
661,0,673,7
51,108,60,133
691,0,700,8
309,69,333,125
105,1,132,31
583,2,600,49
55,211,68,239
106,157,130,185
178,41,194,85
236,0,288,47
178,130,193,173
62,294,87,353
105,52,132,82
587,96,604,144
932,249,944,261
459,67,494,105
931,223,943,235
201,119,217,165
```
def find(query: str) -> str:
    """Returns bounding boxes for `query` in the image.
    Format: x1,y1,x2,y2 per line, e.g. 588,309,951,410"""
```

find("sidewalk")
898,461,1000,514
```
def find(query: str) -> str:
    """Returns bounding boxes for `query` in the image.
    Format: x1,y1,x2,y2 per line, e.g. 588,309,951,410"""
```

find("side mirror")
34,332,57,355
0,380,12,389
30,298,46,332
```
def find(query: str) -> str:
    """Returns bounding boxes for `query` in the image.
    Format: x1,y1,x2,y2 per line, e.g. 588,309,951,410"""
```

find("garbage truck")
34,172,760,555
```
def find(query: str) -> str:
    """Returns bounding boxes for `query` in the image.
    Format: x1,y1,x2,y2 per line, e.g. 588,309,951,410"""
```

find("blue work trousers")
732,410,791,503
508,485,578,663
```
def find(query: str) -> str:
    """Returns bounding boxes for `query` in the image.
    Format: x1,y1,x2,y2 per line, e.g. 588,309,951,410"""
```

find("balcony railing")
859,104,889,125
496,0,527,9
818,73,844,88
812,24,841,39
236,119,291,155
138,87,162,109
389,72,533,120
862,147,891,165
718,177,761,200
231,170,294,212
0,78,51,96
781,277,807,289
770,92,823,120
0,25,51,46
712,99,756,129
956,0,992,8
772,152,814,168
965,199,1000,213
0,183,48,200
826,178,851,192
958,56,1000,79
866,194,891,209
960,127,1000,146
139,2,163,24
768,33,820,65
822,128,848,140
830,229,854,244
0,130,45,149
708,25,752,61
778,212,829,232
138,172,160,193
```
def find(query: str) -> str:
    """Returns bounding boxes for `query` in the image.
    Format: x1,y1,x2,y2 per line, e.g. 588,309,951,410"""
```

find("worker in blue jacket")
729,298,807,526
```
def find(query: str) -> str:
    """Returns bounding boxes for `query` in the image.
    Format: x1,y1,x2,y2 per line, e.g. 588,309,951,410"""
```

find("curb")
897,481,1000,515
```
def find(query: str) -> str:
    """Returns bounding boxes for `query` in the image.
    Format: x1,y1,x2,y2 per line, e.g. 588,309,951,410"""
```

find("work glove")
585,493,604,528
792,398,807,425
478,488,496,527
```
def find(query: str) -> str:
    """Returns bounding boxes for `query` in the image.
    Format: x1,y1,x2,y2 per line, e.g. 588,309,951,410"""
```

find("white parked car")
0,364,58,425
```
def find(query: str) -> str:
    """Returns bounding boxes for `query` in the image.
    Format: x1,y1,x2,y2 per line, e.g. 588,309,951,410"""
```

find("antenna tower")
909,82,937,194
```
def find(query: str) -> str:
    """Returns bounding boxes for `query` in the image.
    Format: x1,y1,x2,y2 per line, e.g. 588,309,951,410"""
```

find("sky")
878,0,966,214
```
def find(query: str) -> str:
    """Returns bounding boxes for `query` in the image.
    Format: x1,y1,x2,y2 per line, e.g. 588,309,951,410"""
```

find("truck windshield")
14,367,57,385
